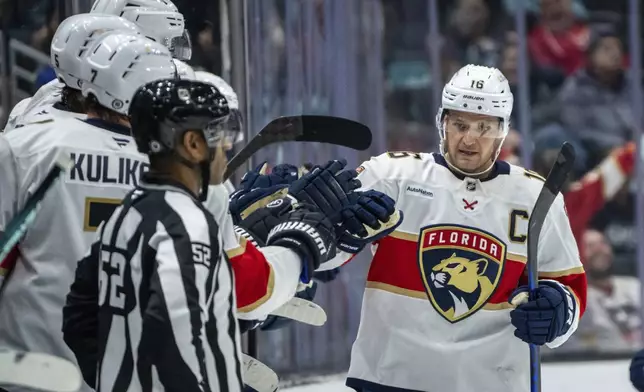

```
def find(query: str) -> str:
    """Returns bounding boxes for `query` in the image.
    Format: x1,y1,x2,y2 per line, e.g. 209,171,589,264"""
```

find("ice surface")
281,360,637,392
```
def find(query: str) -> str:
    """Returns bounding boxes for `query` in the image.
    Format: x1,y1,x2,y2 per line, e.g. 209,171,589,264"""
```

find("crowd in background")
0,0,643,368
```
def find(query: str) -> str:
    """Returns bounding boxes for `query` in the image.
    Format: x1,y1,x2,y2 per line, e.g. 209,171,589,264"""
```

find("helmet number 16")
471,80,484,89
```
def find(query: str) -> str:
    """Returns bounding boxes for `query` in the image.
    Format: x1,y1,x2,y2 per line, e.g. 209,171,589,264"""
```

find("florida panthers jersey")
327,152,587,392
0,117,146,391
5,80,86,133
5,98,31,131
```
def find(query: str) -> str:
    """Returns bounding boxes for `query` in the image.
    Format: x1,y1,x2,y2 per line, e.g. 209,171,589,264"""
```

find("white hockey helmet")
194,71,243,144
194,71,239,110
80,32,177,115
50,13,141,90
436,64,513,171
173,59,196,80
90,0,191,60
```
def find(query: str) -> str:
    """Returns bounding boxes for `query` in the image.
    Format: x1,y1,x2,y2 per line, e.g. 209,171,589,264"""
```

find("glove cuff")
234,225,265,248
540,279,578,338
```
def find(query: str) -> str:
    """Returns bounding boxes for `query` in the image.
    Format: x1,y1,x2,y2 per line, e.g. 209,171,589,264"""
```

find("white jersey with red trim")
326,151,587,392
203,184,302,320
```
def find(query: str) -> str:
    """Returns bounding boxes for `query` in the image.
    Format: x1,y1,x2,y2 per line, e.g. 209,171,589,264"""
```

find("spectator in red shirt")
533,142,635,265
528,0,590,76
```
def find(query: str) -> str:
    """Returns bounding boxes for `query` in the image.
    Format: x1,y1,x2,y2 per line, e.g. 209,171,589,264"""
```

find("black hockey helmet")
128,78,232,155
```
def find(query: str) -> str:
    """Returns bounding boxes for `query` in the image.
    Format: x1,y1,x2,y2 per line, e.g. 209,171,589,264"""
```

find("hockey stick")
270,297,327,327
224,115,372,181
0,154,73,262
0,349,82,392
242,353,278,392
526,142,575,392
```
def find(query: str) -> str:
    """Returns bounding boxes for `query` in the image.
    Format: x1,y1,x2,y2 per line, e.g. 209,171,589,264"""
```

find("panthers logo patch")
417,224,506,323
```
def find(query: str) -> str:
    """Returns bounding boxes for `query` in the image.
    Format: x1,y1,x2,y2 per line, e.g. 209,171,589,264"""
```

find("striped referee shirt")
63,175,243,392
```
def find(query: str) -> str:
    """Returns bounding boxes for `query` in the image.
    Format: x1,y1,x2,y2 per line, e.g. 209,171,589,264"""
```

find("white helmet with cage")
50,13,141,90
80,32,177,115
435,64,514,174
194,70,243,145
90,0,191,60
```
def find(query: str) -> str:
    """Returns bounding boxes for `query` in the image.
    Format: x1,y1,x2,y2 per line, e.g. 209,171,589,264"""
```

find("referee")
63,79,242,392
63,78,338,392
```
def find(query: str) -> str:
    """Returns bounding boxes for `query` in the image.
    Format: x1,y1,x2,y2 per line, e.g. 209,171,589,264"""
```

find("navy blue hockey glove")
229,162,299,224
630,349,644,391
288,159,361,225
509,280,577,346
235,197,294,246
336,190,404,253
266,203,337,283
313,267,340,283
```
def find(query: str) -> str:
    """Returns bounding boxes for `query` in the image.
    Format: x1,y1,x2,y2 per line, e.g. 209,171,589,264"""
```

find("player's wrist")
267,235,316,283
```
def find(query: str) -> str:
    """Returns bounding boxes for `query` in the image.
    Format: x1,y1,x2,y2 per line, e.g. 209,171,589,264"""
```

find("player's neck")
85,111,130,128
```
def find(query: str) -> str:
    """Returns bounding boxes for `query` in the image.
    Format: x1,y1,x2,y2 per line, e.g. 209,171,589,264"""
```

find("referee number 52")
99,250,126,310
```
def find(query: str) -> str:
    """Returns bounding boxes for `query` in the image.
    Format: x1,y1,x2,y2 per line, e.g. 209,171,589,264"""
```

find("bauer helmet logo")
418,224,506,323
463,95,484,101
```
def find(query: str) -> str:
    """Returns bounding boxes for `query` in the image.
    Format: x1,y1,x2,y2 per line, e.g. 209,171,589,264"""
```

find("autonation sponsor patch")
406,185,434,199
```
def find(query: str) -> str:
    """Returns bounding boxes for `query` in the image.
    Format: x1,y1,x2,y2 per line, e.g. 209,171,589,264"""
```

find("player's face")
209,144,229,185
444,110,503,173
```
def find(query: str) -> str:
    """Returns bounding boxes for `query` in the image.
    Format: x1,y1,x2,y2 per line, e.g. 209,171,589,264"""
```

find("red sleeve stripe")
237,266,275,313
225,236,247,259
228,240,276,312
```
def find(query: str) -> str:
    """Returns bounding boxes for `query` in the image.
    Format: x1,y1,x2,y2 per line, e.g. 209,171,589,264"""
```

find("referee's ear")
180,130,209,164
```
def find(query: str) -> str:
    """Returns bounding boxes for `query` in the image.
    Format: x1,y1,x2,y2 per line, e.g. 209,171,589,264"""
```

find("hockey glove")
229,162,299,224
630,349,644,391
313,267,340,282
509,280,577,345
287,159,361,225
266,203,336,283
336,190,404,253
234,197,295,246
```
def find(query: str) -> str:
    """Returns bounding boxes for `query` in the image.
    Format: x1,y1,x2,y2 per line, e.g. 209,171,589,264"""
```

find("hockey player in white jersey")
4,14,142,132
312,64,586,392
0,33,177,392
6,0,190,132
194,70,244,177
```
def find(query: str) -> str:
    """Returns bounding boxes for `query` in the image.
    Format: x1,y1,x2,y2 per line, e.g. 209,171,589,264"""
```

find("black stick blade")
224,115,372,180
543,142,576,195
296,115,372,151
